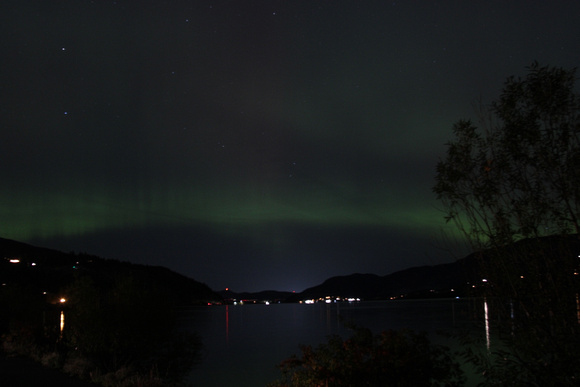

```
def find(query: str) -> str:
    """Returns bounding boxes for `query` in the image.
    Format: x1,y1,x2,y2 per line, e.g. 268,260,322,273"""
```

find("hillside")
217,255,482,303
287,253,481,302
0,237,221,305
287,234,580,302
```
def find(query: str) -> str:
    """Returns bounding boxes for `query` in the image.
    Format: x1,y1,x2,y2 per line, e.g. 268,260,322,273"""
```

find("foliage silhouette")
269,325,464,387
434,63,580,386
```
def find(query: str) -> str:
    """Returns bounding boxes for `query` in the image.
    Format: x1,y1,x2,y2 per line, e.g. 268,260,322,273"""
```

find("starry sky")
1,1,579,292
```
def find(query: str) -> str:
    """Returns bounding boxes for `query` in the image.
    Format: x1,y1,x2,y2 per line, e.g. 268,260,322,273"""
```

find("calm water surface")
180,299,484,386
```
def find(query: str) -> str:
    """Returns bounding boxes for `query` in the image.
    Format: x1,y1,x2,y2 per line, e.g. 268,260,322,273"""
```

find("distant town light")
9,259,20,264
59,298,67,303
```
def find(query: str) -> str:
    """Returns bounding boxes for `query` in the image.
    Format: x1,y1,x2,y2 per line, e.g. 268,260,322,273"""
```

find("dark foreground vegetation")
268,325,465,387
0,237,220,386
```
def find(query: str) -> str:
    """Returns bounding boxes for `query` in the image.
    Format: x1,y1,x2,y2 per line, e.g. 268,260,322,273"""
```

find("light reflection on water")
180,299,487,387
60,310,65,339
484,297,490,351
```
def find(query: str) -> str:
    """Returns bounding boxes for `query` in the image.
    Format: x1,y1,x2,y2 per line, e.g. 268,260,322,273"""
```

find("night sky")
2,1,579,292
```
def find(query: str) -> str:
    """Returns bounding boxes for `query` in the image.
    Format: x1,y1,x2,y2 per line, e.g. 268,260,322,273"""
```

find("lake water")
180,298,487,386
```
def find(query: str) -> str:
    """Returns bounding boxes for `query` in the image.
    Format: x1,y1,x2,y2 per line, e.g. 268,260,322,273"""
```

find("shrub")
269,326,464,387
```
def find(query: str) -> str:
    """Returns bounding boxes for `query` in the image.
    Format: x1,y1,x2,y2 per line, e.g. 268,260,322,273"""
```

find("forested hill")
288,234,580,302
0,237,221,305
287,254,482,302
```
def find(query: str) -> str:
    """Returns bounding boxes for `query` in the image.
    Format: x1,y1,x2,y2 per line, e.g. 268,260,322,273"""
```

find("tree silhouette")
434,63,580,386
